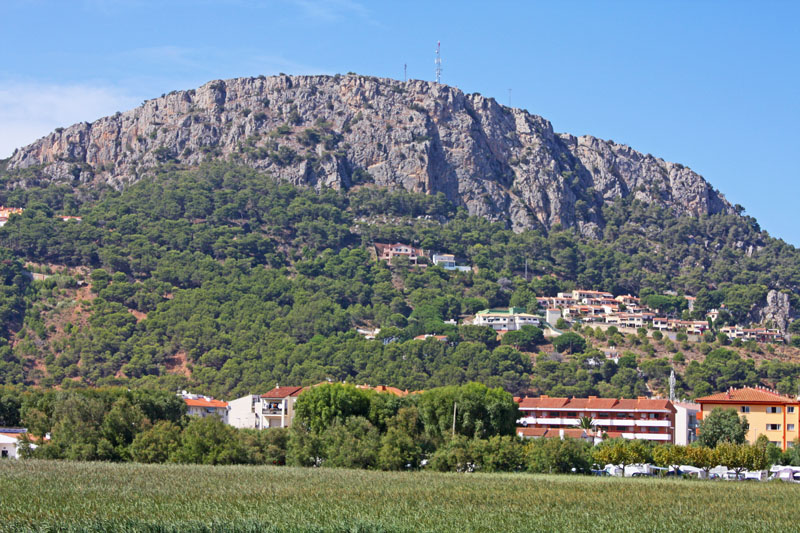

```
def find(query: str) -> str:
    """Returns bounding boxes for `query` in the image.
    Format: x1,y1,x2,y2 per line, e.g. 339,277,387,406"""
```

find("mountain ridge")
4,74,731,236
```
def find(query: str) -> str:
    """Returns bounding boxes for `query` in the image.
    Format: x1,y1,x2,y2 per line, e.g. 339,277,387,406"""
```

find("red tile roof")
184,398,228,408
517,427,547,438
517,396,675,412
695,387,796,404
262,386,304,399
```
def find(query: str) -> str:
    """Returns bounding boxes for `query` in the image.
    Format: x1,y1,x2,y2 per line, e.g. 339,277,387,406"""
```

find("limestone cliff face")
4,74,731,233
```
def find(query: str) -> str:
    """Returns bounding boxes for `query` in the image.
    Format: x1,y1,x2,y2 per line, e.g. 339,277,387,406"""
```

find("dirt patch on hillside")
165,351,191,377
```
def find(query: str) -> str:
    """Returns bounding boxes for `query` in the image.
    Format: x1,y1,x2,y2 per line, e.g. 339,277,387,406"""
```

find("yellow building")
696,387,799,451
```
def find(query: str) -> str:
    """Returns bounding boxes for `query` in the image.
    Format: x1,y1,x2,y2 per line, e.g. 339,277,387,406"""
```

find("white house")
0,429,36,459
432,253,471,272
228,386,304,429
474,308,541,331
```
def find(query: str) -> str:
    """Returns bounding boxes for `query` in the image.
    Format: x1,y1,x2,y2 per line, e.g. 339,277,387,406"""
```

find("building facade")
673,402,700,446
516,396,676,443
181,392,229,423
374,243,424,265
228,386,304,429
695,387,799,450
473,307,541,331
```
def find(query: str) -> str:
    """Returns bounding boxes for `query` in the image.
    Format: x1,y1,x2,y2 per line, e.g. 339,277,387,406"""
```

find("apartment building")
695,386,799,451
516,396,676,443
228,386,303,429
181,392,229,423
473,307,541,331
652,318,708,334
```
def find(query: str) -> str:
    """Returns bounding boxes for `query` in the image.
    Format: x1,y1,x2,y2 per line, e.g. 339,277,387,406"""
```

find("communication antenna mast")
435,41,442,83
404,63,407,82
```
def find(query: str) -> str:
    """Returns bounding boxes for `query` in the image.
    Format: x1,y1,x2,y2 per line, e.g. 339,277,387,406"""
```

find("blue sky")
2,1,798,244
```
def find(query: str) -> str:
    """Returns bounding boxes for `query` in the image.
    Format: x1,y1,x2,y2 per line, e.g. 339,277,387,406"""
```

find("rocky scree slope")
4,74,731,235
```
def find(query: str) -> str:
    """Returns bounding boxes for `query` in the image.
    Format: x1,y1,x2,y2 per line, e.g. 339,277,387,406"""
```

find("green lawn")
0,460,794,532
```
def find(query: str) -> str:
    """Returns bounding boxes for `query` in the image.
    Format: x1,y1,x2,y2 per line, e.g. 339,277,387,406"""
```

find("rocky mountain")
4,74,731,235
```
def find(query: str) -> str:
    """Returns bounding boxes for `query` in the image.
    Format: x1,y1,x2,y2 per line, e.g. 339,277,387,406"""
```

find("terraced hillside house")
374,243,424,265
181,392,229,423
516,396,676,443
695,387,799,451
473,307,541,331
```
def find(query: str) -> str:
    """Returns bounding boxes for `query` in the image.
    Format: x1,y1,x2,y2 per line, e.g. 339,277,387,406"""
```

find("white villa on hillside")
473,307,540,331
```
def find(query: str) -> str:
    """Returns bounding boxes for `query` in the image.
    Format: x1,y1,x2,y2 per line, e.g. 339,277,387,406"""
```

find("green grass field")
0,460,795,532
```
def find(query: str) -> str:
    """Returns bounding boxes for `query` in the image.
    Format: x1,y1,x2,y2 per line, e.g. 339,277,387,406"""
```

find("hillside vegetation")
0,162,799,398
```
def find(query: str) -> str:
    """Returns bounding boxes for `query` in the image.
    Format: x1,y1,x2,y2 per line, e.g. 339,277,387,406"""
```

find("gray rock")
751,289,792,333
4,74,733,235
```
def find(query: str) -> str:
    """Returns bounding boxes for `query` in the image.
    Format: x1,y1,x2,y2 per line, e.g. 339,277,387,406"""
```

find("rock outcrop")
751,289,793,333
3,74,732,233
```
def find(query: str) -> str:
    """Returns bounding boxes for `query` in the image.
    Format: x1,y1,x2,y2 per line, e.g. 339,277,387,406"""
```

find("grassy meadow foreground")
0,461,796,532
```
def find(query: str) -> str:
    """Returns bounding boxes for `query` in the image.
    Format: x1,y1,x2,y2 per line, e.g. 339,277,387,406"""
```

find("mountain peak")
4,74,730,234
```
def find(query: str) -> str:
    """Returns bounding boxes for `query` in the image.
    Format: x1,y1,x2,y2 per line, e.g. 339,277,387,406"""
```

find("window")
789,406,796,413
648,427,659,433
1,450,7,458
740,406,750,413
766,424,781,431
567,412,577,417
767,407,782,414
788,424,795,431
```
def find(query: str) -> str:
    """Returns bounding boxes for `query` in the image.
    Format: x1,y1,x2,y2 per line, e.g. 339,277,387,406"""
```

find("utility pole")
452,402,457,437
435,41,442,83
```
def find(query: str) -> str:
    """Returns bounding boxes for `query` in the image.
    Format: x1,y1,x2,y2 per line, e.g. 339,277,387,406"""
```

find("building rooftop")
518,395,675,412
262,386,304,398
184,398,228,408
695,386,796,404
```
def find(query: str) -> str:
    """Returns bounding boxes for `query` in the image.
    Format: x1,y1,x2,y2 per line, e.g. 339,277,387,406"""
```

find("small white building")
0,429,36,459
474,308,541,331
432,253,471,272
545,308,562,326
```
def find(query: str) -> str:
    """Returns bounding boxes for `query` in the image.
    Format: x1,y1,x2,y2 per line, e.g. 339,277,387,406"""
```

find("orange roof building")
695,386,799,450
180,391,229,423
517,395,676,443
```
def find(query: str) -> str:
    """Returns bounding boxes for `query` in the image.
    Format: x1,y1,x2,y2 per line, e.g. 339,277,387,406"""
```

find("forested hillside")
0,161,799,399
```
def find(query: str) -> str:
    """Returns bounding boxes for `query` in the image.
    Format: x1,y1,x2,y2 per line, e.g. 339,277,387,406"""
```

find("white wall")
228,395,260,429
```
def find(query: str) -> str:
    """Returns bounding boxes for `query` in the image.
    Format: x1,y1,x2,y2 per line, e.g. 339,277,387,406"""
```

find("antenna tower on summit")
435,41,442,83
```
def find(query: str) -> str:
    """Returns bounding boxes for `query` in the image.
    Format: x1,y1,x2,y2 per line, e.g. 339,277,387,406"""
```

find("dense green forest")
0,161,798,399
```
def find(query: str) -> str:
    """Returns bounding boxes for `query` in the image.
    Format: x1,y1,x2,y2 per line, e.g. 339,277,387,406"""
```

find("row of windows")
538,412,663,419
740,406,795,414
765,424,796,431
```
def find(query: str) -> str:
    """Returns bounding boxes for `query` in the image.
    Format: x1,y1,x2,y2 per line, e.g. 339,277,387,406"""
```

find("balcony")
634,419,671,428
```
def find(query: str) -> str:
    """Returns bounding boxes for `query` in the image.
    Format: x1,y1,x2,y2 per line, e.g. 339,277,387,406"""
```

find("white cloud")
0,82,140,159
